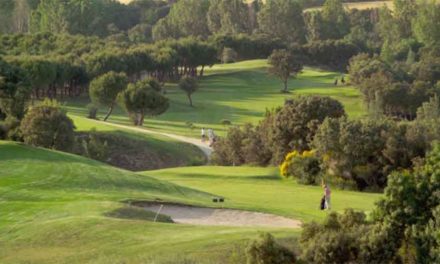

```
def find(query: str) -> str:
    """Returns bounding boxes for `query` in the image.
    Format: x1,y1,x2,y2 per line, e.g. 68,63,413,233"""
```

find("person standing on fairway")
201,128,206,142
323,184,331,210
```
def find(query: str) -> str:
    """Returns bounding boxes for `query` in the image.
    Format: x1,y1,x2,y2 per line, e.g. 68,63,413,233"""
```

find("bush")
20,100,75,151
300,209,368,264
246,233,296,264
77,131,109,162
0,116,21,140
87,103,98,119
280,150,321,185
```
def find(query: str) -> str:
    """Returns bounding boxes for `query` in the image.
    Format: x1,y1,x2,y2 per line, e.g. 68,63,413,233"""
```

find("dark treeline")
0,34,217,100
1,0,438,71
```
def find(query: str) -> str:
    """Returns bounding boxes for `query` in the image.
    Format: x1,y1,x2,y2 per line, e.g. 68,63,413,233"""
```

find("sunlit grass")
64,59,366,138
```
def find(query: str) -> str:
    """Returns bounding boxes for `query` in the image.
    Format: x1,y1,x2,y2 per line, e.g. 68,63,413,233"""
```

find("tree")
393,0,417,39
18,57,57,99
0,58,30,119
321,0,350,40
207,0,250,35
257,0,305,44
20,100,75,151
412,0,440,47
271,96,345,163
313,117,393,189
89,71,128,121
118,79,169,126
361,144,440,263
179,76,198,107
417,95,440,120
268,49,303,93
30,0,69,34
152,0,209,40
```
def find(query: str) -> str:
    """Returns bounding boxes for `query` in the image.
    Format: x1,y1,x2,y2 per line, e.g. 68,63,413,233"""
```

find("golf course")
2,0,438,263
0,141,380,263
0,59,380,263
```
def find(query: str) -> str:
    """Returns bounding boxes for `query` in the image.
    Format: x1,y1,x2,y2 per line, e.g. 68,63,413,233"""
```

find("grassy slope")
65,59,365,138
70,115,206,168
0,142,296,263
146,166,381,223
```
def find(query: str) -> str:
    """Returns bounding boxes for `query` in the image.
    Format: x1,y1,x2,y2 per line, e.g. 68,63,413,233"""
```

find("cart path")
143,204,301,228
90,119,213,157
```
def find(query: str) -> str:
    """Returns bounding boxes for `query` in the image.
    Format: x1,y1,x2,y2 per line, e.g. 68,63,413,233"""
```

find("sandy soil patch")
143,204,301,228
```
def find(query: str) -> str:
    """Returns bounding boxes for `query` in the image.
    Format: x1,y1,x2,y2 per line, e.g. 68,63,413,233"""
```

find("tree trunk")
139,110,145,126
200,65,205,77
103,104,114,121
188,94,193,107
283,79,288,93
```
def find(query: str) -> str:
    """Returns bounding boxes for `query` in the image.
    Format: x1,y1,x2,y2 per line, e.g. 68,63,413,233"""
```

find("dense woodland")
1,0,440,263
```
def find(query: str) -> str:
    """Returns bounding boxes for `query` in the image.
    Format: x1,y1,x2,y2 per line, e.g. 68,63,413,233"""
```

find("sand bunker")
143,204,301,228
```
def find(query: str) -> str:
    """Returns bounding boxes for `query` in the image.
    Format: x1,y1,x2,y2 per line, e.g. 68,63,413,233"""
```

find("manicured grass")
64,59,366,138
146,166,381,222
0,142,297,263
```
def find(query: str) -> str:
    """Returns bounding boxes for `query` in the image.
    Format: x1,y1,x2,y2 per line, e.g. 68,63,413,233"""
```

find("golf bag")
320,195,326,210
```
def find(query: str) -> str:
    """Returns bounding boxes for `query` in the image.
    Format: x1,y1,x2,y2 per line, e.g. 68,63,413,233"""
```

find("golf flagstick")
154,204,164,222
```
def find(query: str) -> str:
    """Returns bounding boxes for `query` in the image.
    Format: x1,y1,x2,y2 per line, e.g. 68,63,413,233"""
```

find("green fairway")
0,141,378,263
64,59,366,138
146,166,381,223
0,141,297,263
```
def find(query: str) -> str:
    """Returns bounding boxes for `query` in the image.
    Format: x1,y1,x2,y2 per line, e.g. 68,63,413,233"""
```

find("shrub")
211,125,249,166
87,103,98,119
246,233,296,264
0,116,21,140
220,119,232,126
300,209,368,264
20,100,75,151
280,150,321,185
77,131,109,162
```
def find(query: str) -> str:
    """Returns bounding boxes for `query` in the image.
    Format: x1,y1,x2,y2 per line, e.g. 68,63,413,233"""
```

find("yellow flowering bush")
280,149,321,184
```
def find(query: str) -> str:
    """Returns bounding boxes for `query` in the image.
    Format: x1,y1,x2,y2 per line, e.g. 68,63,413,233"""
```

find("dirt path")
90,120,213,157
143,204,301,228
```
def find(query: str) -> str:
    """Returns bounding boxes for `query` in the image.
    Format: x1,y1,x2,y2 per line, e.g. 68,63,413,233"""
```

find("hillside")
0,142,296,263
70,115,207,170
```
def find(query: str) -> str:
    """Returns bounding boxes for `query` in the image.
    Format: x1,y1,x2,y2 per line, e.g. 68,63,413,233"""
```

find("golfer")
323,183,331,210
